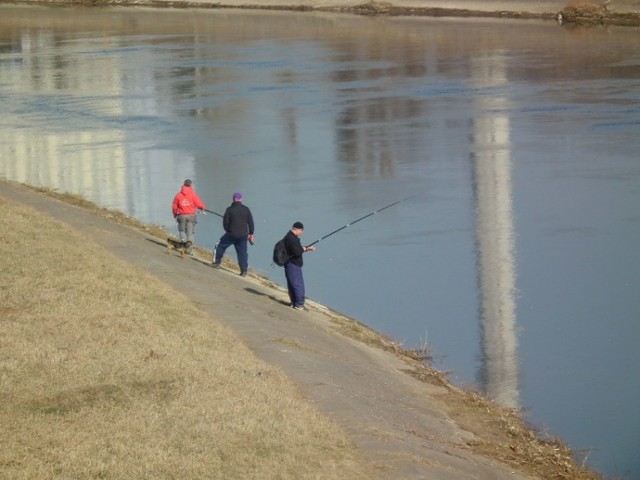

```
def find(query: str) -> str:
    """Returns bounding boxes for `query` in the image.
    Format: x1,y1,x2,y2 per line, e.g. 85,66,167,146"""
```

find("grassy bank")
0,198,372,479
0,184,605,480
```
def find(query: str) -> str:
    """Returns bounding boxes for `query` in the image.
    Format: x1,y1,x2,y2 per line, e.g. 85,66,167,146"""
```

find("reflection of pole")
471,54,519,409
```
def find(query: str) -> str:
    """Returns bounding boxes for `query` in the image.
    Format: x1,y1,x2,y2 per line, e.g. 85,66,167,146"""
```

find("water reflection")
1,19,199,219
470,53,519,408
2,29,125,208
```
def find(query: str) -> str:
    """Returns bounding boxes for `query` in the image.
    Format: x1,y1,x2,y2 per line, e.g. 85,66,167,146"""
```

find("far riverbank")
4,0,640,25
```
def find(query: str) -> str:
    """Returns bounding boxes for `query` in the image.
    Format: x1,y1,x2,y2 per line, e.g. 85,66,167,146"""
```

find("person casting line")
213,193,255,276
172,178,206,254
284,222,316,311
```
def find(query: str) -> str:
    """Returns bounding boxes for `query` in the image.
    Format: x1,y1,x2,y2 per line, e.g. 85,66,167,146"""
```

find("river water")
1,5,639,477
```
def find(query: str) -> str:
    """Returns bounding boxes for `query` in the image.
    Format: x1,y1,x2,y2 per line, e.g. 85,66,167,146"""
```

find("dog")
166,238,192,258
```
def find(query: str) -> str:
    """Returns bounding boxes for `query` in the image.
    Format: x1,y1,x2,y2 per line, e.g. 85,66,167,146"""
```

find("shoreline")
3,0,640,25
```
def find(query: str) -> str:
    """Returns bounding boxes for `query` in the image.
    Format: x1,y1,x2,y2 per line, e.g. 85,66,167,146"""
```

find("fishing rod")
306,195,417,248
203,208,224,218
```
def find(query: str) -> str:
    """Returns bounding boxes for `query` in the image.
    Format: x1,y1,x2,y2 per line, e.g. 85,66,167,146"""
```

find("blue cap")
233,192,242,201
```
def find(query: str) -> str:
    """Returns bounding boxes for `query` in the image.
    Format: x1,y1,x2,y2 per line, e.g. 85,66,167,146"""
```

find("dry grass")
0,199,372,479
327,311,428,361
441,389,604,480
564,0,610,13
558,0,640,25
560,0,610,22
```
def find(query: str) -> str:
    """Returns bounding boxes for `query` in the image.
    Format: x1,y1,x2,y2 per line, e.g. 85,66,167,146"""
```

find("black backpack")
272,238,290,267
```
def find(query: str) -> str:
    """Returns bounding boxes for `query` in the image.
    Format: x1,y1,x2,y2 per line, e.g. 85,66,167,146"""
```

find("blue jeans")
284,262,305,307
214,233,248,272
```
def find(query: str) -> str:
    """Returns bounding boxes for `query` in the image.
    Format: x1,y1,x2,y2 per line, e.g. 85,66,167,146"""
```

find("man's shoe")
212,263,221,269
239,271,247,277
292,305,307,311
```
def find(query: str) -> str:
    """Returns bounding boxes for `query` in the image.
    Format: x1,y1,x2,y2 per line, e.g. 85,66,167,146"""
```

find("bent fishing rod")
305,194,417,248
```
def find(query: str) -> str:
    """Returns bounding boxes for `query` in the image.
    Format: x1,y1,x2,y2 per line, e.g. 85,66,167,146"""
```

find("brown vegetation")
559,0,640,24
442,390,603,480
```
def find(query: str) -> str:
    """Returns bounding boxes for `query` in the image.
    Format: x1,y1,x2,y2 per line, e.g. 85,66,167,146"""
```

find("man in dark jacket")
213,193,255,276
284,221,316,310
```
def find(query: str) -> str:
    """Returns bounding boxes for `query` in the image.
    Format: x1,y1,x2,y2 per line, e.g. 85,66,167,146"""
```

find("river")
1,5,639,477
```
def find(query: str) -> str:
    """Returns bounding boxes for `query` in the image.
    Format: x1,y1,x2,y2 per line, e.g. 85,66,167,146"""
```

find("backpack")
272,238,289,267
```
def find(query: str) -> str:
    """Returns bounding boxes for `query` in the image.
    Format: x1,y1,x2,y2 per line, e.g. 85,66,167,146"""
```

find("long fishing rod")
306,195,417,248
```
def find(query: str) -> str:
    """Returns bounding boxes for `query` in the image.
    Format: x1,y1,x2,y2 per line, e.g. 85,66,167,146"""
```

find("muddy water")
1,5,639,477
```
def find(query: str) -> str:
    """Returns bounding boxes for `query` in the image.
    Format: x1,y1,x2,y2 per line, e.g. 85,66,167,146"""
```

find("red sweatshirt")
172,185,205,217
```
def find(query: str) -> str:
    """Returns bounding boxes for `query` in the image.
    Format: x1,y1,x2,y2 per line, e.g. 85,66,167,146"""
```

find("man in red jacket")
172,179,206,254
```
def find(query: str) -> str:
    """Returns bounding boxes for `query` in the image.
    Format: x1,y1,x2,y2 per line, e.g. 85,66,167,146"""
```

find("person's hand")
305,246,316,252
248,234,254,245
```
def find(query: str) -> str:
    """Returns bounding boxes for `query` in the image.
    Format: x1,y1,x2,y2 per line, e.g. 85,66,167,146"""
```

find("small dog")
166,238,192,258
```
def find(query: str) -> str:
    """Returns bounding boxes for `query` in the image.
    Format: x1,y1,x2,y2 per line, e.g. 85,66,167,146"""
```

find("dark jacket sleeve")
247,208,254,235
223,207,232,233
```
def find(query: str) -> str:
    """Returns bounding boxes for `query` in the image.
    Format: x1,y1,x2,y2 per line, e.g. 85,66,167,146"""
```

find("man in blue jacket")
213,193,255,276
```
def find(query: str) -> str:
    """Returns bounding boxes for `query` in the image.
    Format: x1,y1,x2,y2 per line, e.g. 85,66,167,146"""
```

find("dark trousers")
284,262,305,307
214,233,248,272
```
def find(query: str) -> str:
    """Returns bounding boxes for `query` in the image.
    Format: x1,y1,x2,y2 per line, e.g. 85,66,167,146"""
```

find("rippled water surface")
1,5,639,477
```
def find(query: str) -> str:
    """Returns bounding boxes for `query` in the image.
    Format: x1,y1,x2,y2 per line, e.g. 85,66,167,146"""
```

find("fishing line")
305,194,417,248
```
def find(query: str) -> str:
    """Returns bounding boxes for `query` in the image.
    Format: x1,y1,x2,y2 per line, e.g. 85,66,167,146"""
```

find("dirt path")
0,180,542,479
